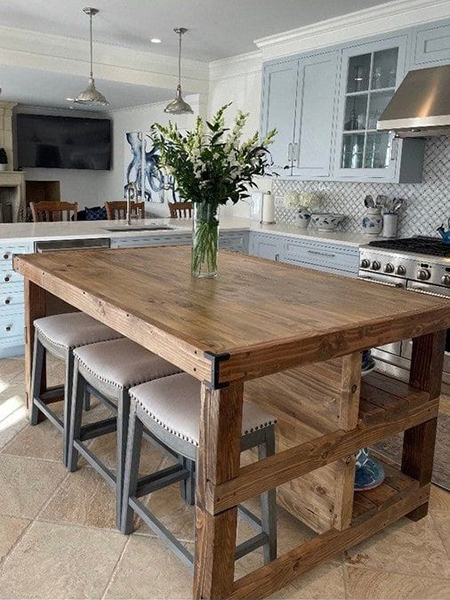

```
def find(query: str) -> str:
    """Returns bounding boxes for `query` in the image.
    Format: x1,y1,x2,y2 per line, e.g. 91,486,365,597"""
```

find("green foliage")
151,104,276,209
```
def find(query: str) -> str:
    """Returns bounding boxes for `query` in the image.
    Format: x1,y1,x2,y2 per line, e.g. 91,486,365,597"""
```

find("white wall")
100,95,201,218
207,53,265,218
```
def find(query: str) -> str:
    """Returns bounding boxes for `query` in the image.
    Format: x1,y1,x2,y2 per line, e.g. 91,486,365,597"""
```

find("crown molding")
209,50,262,80
255,0,450,60
0,25,209,94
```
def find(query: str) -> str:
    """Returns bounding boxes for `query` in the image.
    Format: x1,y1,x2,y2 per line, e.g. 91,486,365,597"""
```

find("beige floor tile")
0,521,127,599
266,562,346,599
40,466,119,530
0,358,25,385
2,420,64,462
0,455,67,519
0,514,30,561
0,382,29,449
345,514,450,578
345,565,450,599
439,394,450,416
430,485,450,513
105,535,193,599
0,405,27,450
432,511,450,558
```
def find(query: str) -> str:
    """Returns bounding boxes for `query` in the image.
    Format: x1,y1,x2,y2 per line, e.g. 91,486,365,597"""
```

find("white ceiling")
0,0,391,62
0,65,174,111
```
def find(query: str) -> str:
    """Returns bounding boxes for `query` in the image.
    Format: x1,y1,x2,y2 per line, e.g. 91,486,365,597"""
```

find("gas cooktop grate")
368,237,450,258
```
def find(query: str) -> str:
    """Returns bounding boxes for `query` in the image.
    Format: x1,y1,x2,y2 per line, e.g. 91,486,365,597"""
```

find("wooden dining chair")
30,201,78,222
105,201,145,221
169,202,193,219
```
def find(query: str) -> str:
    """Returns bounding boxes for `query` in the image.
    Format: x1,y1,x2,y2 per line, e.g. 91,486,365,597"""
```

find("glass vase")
191,202,219,278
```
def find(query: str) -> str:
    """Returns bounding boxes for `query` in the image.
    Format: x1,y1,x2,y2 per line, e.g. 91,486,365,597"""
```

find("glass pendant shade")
164,28,193,115
68,7,109,107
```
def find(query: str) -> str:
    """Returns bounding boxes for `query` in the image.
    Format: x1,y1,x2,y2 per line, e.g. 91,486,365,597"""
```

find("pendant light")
164,28,193,115
67,7,109,106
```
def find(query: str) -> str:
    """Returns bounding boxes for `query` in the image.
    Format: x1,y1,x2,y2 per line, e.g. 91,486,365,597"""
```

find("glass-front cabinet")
334,36,421,181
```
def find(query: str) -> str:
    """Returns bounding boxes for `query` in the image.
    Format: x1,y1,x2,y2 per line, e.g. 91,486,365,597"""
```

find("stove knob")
442,275,450,286
360,259,370,269
396,265,406,276
417,268,431,281
384,263,395,273
371,260,381,271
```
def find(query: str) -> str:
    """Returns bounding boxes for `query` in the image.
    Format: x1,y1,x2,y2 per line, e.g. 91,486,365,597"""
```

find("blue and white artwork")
124,131,178,204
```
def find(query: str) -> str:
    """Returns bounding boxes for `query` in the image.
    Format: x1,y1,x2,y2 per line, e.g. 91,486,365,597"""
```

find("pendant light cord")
178,30,182,88
89,12,94,79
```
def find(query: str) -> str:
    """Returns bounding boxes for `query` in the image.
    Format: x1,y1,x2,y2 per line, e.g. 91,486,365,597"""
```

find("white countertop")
0,216,375,247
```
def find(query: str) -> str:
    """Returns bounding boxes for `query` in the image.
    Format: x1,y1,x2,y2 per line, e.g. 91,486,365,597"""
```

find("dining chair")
67,338,181,527
105,201,145,220
30,313,123,466
121,372,277,568
168,202,193,219
30,201,78,222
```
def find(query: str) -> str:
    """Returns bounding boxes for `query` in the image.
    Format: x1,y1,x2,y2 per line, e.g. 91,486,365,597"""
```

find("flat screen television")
16,113,111,170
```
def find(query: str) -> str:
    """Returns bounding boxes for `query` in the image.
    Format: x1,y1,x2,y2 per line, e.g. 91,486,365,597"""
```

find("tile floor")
0,355,449,599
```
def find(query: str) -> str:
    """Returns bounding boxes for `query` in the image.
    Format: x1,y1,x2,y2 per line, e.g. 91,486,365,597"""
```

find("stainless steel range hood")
377,65,450,137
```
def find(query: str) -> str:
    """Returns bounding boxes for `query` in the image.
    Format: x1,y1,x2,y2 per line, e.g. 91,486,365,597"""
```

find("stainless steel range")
359,236,450,392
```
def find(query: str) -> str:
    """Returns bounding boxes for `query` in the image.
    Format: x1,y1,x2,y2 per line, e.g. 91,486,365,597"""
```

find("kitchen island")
14,245,450,599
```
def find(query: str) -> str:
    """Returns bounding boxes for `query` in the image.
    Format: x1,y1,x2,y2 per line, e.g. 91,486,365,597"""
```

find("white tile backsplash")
273,137,449,237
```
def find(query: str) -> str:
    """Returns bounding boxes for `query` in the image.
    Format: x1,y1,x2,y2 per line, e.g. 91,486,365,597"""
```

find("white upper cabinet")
334,35,424,183
292,52,338,178
412,21,450,68
260,59,298,173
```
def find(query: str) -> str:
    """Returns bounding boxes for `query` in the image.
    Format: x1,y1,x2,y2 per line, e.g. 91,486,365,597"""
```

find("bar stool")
121,373,277,568
67,338,182,527
30,312,123,466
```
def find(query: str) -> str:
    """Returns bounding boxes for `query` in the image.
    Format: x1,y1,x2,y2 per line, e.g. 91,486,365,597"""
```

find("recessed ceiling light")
151,38,162,44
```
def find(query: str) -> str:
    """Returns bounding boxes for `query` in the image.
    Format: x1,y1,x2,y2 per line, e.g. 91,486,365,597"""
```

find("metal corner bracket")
203,351,231,390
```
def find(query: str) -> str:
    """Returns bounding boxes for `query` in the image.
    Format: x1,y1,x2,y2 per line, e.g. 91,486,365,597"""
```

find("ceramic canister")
362,207,383,236
296,206,311,229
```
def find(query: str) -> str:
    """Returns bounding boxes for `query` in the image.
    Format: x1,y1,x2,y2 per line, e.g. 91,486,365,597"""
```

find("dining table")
14,244,450,599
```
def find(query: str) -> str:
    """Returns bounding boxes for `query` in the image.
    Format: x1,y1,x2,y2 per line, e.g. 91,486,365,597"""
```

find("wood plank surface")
228,483,430,599
14,247,450,384
24,279,46,410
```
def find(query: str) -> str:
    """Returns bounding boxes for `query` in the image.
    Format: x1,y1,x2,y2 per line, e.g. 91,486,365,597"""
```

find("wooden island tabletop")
14,245,450,386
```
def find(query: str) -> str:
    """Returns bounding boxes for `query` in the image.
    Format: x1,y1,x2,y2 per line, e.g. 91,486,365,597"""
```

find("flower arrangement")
152,104,276,277
284,190,321,209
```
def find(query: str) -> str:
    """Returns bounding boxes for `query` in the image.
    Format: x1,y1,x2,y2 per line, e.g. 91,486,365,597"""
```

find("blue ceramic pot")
296,207,311,229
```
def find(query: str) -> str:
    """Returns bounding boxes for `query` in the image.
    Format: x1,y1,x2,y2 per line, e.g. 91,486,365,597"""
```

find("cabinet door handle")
275,253,280,261
4,298,10,305
307,249,336,258
292,142,300,166
3,253,9,260
389,134,398,162
5,325,12,332
4,275,10,282
287,143,293,162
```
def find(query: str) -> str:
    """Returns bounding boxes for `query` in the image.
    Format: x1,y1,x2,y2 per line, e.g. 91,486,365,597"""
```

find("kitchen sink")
103,225,174,232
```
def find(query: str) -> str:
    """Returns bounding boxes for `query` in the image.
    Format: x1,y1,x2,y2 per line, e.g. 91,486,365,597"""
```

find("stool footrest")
235,532,269,560
136,464,190,498
80,417,117,441
33,397,64,432
73,439,116,488
40,386,65,404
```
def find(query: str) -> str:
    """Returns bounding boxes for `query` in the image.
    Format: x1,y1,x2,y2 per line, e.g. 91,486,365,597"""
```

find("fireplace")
0,171,26,222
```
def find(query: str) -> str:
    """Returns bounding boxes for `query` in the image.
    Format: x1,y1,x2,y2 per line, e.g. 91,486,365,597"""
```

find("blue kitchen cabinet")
334,35,424,183
412,20,450,67
260,59,298,172
261,50,338,178
249,233,283,262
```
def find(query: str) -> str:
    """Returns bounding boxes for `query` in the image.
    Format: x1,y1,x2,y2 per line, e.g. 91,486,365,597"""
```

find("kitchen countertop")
0,216,377,247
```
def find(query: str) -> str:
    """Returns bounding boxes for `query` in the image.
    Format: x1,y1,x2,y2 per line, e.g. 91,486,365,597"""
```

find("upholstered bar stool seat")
68,338,181,527
30,312,123,466
122,373,277,569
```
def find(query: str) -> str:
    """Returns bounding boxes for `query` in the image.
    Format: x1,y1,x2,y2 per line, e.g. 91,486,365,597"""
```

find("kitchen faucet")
124,181,139,226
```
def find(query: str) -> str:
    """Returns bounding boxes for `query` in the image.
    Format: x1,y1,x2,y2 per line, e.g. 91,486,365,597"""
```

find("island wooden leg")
194,382,244,599
24,278,46,412
401,330,446,521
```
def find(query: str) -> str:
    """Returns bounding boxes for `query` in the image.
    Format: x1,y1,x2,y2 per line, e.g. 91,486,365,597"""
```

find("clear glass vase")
191,202,219,278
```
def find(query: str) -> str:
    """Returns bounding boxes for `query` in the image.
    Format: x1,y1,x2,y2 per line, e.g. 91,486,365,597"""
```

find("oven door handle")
358,276,405,288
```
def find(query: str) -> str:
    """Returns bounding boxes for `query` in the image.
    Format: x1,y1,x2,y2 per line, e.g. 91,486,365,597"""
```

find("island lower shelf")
244,358,434,534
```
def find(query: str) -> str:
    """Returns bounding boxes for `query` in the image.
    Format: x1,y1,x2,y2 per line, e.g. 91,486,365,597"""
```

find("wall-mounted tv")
16,113,111,170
